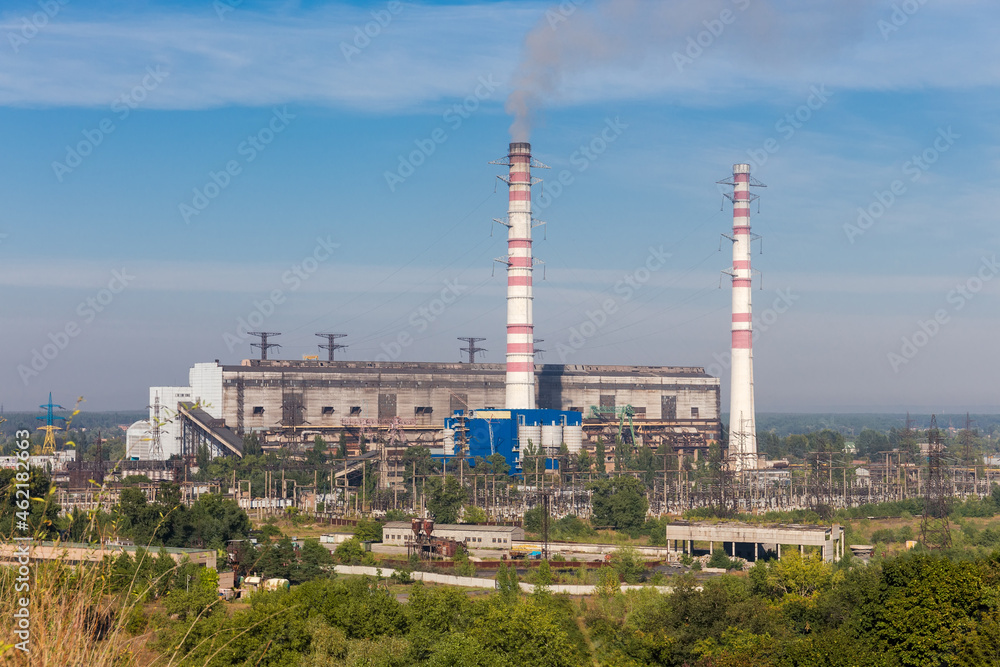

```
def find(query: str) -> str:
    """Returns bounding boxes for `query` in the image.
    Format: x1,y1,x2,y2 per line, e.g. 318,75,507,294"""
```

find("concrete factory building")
143,359,720,462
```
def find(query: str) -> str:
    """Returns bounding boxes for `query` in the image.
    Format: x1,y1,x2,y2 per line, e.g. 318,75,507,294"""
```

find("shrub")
390,568,414,584
609,545,646,583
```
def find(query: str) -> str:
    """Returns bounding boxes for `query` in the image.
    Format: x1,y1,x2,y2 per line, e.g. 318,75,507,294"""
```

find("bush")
609,545,646,584
390,568,414,584
707,550,742,570
870,528,898,544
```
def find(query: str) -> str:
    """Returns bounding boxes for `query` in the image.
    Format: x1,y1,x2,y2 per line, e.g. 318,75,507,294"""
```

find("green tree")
242,432,263,456
461,504,487,524
533,560,553,594
188,493,252,549
334,537,365,565
486,452,511,478
595,438,607,475
354,517,383,542
403,446,439,486
293,538,334,582
609,545,646,583
468,599,578,667
589,476,648,531
425,476,466,524
495,563,520,603
0,468,60,539
765,550,832,597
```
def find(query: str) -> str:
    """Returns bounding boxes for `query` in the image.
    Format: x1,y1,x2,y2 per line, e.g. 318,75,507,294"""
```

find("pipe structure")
504,142,536,409
491,142,539,410
723,163,760,471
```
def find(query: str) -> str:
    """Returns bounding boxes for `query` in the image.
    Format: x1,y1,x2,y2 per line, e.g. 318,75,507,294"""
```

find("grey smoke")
506,0,870,141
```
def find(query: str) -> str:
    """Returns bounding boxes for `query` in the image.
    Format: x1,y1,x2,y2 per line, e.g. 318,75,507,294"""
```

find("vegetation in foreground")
3,544,1000,666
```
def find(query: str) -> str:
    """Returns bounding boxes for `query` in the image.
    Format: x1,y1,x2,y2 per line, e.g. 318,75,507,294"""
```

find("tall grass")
0,552,152,666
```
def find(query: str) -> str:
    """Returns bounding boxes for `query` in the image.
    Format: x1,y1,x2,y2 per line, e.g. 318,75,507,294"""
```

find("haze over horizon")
1,0,997,413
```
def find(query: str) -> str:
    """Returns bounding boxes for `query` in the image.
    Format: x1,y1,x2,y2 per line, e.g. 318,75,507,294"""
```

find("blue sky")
1,0,998,412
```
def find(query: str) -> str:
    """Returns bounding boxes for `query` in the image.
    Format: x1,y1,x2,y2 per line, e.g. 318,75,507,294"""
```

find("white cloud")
0,1,996,112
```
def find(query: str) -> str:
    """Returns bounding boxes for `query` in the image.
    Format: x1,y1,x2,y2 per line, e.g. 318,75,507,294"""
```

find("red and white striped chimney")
725,163,759,470
493,142,537,410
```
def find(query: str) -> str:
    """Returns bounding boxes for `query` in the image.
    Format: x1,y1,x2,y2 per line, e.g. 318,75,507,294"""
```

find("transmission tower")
921,415,952,549
534,338,545,360
960,412,977,466
901,412,917,460
146,394,163,460
458,337,487,363
248,332,281,360
316,333,347,361
37,392,66,455
960,413,978,494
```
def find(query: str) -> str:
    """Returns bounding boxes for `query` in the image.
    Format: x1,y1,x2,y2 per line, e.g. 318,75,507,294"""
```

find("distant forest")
753,413,1000,438
0,410,146,438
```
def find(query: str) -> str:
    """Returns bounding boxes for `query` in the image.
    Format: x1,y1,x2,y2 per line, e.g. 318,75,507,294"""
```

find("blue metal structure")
37,392,66,455
441,408,583,475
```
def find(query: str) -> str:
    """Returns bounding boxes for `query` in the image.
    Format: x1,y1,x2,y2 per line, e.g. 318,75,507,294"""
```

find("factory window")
252,406,264,415
322,406,334,415
350,406,362,415
691,407,699,418
414,406,433,415
569,406,582,413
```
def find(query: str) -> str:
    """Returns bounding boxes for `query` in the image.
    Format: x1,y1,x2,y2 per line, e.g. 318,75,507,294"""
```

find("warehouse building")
381,521,524,547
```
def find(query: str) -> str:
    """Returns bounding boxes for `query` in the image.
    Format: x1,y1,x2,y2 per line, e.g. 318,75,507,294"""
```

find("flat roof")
384,522,520,533
666,521,833,533
225,360,712,379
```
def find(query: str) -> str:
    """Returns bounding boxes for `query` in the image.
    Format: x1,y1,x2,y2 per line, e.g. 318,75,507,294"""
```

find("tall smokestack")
721,163,763,470
493,142,544,409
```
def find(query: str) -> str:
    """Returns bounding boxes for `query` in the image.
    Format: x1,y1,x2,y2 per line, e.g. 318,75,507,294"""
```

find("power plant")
127,139,749,480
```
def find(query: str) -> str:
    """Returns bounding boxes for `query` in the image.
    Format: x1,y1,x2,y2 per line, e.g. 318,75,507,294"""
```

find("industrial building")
134,142,725,474
664,521,845,563
137,359,720,466
381,521,524,547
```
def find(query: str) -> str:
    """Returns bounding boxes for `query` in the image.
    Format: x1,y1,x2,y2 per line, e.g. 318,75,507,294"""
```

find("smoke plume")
506,0,869,141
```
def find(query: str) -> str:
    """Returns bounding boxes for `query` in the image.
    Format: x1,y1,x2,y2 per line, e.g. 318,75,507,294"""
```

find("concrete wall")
0,542,217,569
331,564,680,595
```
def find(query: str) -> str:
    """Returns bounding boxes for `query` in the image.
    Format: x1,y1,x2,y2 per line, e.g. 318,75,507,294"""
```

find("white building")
125,420,152,460
142,362,222,460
